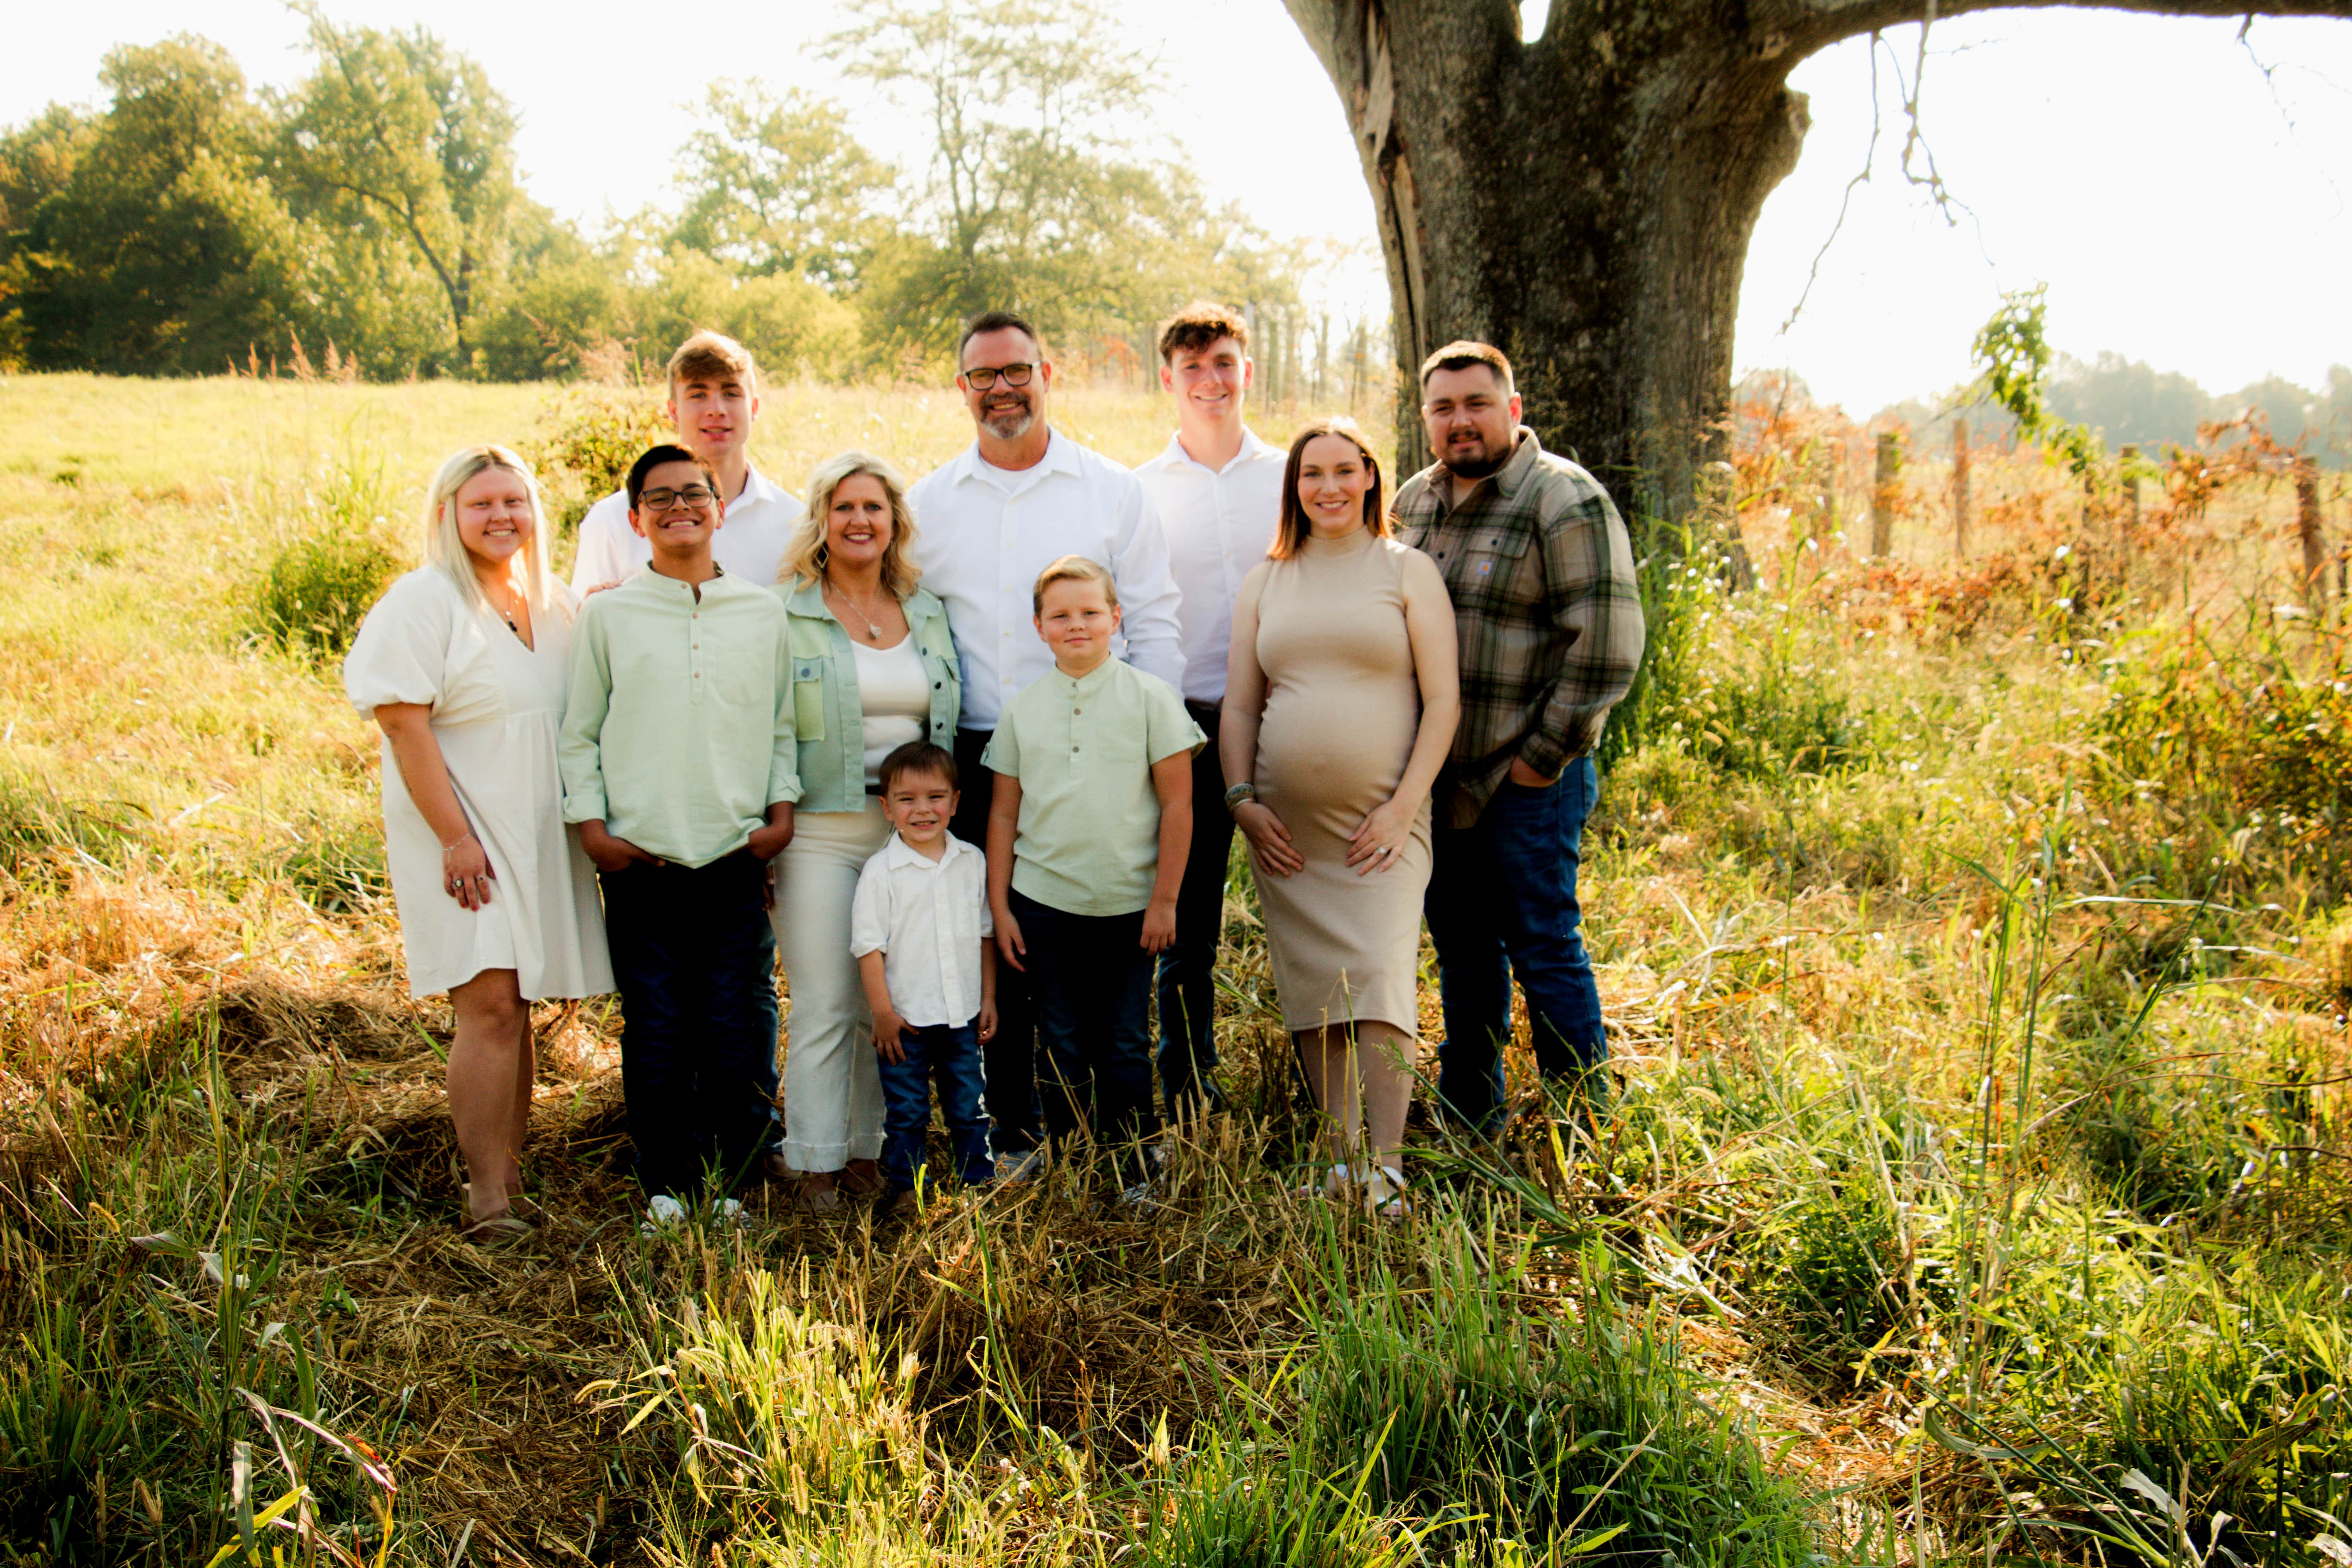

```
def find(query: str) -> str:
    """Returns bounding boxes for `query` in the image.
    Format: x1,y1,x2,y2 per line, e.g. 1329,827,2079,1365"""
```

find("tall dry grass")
0,371,2347,1565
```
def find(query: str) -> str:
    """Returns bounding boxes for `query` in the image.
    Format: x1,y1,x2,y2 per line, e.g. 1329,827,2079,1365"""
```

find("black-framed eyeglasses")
962,362,1035,391
637,485,716,511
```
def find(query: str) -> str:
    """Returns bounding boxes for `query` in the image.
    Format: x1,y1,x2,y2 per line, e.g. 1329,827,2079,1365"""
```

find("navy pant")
1424,756,1607,1130
876,1021,994,1194
600,851,780,1200
1012,888,1157,1178
953,729,1042,1154
1154,700,1234,1118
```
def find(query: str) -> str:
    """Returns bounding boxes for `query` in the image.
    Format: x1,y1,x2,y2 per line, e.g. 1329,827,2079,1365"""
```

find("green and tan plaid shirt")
1392,428,1645,829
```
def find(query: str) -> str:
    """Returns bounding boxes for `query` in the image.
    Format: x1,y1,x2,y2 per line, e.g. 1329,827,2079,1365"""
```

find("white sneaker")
714,1197,746,1228
996,1148,1047,1184
639,1194,686,1236
1298,1163,1350,1200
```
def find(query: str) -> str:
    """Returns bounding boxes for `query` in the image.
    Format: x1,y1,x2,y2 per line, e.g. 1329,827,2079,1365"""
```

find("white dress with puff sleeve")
343,567,613,1000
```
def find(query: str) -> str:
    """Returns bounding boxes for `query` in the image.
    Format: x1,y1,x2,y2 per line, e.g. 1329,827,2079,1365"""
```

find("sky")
9,1,2351,416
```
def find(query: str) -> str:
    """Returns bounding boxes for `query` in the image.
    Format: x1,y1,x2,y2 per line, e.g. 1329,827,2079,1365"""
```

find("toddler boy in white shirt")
851,741,998,1206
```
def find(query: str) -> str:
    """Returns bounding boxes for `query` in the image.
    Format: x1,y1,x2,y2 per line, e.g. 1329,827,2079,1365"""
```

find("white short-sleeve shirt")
849,832,994,1028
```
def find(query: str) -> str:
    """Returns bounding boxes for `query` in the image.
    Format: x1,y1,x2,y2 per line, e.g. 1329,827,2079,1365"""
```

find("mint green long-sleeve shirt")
559,566,800,867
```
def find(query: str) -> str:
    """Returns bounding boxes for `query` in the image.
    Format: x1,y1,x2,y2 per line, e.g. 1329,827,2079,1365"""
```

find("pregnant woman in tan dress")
1221,416,1459,1217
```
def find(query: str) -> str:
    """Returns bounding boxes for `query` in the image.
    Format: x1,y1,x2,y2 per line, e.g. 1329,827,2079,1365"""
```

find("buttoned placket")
685,579,707,704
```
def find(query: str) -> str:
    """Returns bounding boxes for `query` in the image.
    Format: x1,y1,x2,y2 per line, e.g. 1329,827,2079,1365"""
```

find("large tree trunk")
1283,0,2352,537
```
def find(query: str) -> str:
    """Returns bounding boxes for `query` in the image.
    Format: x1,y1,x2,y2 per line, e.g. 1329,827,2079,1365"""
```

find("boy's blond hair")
666,330,758,397
1031,554,1117,616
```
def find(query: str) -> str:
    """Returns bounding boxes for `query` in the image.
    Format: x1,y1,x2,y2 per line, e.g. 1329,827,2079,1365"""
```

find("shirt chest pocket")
1452,527,1531,595
791,658,828,741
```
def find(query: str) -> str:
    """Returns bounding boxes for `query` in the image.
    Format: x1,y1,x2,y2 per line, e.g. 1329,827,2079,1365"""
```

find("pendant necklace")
827,577,885,642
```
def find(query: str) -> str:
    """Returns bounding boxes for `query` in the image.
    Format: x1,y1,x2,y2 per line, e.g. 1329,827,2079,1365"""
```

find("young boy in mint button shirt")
984,556,1201,1194
560,444,799,1224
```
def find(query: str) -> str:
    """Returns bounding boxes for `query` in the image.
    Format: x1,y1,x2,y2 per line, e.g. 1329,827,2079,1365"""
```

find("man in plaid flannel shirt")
1390,341,1645,1130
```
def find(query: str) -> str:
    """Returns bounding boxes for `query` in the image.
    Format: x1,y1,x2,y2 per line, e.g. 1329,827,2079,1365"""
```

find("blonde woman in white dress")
344,447,612,1239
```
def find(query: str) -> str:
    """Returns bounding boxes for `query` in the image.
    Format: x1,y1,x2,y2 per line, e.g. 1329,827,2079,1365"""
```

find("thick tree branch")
1779,0,2352,56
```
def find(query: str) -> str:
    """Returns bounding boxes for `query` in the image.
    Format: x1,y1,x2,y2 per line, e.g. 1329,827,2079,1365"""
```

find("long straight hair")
422,446,566,622
1271,416,1386,560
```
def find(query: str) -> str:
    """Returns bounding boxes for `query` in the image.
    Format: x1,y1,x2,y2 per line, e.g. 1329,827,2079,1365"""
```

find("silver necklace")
825,576,889,641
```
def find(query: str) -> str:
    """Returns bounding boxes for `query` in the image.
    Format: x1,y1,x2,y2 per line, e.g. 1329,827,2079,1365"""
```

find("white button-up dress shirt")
849,832,995,1028
906,431,1185,729
1133,427,1287,705
568,466,802,592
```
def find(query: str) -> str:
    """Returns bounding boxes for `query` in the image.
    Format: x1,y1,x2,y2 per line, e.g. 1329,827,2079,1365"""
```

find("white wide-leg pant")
773,801,890,1172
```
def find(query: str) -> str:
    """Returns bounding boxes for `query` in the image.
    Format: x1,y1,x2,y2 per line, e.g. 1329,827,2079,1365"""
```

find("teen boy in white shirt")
908,308,1185,1166
570,331,802,592
1131,303,1286,1123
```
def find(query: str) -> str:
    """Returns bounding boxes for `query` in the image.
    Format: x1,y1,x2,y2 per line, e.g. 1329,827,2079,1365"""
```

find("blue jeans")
600,851,780,1200
1154,700,1234,1118
876,1021,993,1194
1012,888,1158,1179
1424,756,1607,1130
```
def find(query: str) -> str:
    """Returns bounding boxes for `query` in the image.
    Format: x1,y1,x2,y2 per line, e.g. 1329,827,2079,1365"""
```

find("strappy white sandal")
1363,1165,1412,1222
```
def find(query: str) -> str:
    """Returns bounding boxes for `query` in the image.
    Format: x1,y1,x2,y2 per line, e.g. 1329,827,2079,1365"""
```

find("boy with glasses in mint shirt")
560,444,800,1229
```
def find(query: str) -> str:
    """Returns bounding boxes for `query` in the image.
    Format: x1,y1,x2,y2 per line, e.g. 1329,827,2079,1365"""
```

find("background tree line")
0,0,1379,390
1737,353,2351,468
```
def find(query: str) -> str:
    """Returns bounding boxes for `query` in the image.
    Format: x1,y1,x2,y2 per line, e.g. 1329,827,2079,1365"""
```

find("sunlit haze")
12,0,2350,414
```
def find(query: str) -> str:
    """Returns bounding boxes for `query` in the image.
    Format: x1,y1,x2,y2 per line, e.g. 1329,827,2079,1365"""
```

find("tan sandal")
459,1213,535,1244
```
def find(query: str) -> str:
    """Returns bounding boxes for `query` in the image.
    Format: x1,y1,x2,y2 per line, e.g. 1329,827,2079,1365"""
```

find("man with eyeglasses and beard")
907,310,1186,1177
1390,341,1645,1137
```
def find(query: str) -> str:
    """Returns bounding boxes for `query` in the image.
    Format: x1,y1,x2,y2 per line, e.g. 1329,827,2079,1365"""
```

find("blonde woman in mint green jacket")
770,451,962,1209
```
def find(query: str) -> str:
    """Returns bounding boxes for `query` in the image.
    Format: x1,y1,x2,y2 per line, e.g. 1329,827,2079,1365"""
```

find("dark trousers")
1424,756,1608,1131
952,727,1041,1153
1012,888,1157,1179
876,1021,993,1194
1155,700,1235,1118
601,850,780,1200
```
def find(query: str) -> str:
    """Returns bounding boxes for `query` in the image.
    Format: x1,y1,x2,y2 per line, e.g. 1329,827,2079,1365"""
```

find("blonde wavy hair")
780,450,922,599
423,446,567,621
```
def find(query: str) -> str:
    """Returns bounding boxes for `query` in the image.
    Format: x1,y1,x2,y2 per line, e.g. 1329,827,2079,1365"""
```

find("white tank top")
853,635,930,786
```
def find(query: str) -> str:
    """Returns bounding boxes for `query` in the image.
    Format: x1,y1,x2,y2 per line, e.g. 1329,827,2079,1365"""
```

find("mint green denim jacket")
778,578,962,815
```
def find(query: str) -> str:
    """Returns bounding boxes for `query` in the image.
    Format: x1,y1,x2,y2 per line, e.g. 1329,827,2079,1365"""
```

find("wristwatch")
1222,781,1258,808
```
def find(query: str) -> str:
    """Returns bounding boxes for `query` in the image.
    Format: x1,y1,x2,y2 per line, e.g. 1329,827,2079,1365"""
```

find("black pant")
952,727,1041,1154
1014,888,1157,1180
600,850,779,1200
1155,700,1234,1118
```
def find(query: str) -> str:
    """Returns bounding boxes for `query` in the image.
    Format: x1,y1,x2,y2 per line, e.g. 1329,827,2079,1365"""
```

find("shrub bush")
247,533,400,660
519,387,673,533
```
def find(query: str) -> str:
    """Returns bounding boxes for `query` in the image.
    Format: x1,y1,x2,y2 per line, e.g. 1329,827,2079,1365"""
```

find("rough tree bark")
1280,0,2352,534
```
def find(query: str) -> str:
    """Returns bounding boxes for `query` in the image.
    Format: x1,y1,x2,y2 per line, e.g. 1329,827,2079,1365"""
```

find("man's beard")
982,396,1038,440
1442,439,1508,481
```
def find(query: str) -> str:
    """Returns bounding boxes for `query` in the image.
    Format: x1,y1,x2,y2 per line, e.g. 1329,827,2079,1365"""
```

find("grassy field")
0,370,2348,1566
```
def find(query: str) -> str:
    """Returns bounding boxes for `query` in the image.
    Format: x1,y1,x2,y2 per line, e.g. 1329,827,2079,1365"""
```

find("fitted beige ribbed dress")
1251,528,1432,1037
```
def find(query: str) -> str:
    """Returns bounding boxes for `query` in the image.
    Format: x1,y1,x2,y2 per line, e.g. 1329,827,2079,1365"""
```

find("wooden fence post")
1870,432,1900,557
1952,418,1970,560
2297,456,2328,609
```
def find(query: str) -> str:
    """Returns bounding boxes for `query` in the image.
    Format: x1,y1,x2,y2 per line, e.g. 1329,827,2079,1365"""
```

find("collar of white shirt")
1143,426,1279,476
948,429,1083,494
883,830,974,872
